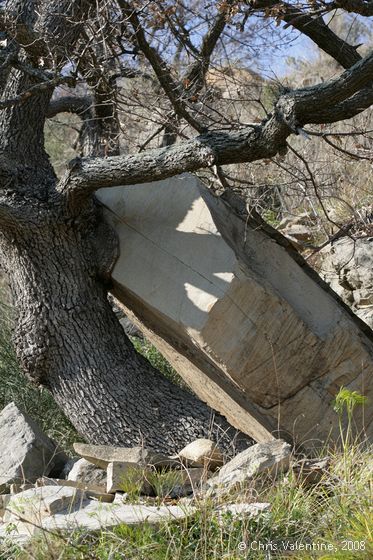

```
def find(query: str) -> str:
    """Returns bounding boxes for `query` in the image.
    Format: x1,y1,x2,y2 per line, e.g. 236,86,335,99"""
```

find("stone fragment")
208,440,291,494
67,458,107,492
175,439,223,470
73,443,172,469
42,502,193,532
0,402,59,492
113,492,128,504
36,477,114,502
4,485,85,524
282,224,314,243
321,237,373,329
106,462,153,495
278,212,316,230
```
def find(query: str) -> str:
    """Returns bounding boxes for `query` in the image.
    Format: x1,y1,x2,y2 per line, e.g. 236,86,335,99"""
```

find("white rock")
68,458,107,492
36,477,114,502
42,502,193,532
73,443,171,469
106,462,153,495
321,236,373,329
0,502,193,547
208,440,291,494
4,485,86,524
0,402,60,492
175,439,223,470
113,492,128,504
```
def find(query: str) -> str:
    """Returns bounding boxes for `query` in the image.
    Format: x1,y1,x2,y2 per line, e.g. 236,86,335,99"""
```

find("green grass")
131,337,188,389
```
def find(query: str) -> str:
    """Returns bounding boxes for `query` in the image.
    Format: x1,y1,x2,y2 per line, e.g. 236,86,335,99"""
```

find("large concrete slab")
97,175,373,450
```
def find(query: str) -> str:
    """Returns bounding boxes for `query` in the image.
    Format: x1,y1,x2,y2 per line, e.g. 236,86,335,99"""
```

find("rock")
106,462,153,495
292,457,331,486
67,458,107,492
73,443,172,470
321,237,373,329
0,402,60,492
3,485,85,524
97,175,373,450
36,477,114,502
282,224,314,244
0,494,10,518
208,440,291,495
0,502,192,547
278,212,316,230
42,502,193,533
113,492,128,504
175,439,223,470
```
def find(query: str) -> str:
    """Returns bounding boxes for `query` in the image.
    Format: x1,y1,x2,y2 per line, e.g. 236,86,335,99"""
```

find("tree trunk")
0,19,249,455
0,194,249,455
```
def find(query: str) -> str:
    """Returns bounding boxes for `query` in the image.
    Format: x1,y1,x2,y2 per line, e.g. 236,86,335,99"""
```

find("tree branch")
183,2,232,93
283,50,373,127
333,0,373,16
249,0,361,69
0,74,75,111
118,0,205,133
0,0,91,63
47,95,92,118
304,87,373,124
60,48,373,195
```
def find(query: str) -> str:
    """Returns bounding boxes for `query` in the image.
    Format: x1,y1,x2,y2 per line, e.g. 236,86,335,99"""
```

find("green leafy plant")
333,387,368,451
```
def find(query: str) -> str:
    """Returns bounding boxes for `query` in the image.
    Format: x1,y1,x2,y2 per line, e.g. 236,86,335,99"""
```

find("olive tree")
0,0,372,453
